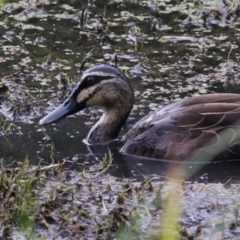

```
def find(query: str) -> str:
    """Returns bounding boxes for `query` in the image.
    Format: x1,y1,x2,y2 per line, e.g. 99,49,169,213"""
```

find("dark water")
1,0,240,182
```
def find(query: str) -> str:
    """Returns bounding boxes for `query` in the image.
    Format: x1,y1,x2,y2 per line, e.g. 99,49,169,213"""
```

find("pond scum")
0,154,240,240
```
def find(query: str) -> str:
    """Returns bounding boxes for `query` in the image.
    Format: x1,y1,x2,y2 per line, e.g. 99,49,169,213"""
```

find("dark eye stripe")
72,75,114,97
83,75,114,88
85,75,114,83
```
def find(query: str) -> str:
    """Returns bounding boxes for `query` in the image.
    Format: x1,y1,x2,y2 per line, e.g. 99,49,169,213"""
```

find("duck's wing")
121,94,240,161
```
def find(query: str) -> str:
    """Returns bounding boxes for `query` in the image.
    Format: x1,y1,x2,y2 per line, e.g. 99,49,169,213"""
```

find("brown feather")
121,93,240,161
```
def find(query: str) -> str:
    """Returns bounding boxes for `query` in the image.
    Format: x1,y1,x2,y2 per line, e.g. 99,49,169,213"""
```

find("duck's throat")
86,108,131,144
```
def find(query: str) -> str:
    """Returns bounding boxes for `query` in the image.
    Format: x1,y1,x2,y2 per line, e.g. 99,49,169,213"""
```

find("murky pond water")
1,0,240,182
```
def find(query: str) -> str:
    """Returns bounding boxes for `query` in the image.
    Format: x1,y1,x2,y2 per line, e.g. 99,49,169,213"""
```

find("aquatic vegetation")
0,75,36,124
0,158,240,239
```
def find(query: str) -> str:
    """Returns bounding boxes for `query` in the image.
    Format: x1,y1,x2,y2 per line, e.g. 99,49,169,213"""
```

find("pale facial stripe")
76,85,97,103
81,71,117,79
76,79,116,104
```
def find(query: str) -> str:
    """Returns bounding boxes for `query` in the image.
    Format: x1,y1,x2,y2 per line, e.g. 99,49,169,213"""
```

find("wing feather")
121,93,240,161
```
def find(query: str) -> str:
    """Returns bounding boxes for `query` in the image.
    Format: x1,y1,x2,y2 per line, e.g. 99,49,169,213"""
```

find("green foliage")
0,0,8,6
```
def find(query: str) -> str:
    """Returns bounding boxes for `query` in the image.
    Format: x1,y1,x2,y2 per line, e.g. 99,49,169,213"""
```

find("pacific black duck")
39,64,240,161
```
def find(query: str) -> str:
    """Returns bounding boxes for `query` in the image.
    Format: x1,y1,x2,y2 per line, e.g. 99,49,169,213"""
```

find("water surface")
1,0,240,182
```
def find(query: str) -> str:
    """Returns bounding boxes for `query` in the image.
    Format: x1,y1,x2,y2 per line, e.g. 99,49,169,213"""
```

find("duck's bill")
39,96,80,126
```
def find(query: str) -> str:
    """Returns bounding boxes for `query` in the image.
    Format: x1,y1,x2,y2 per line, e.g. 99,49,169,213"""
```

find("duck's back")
120,93,240,161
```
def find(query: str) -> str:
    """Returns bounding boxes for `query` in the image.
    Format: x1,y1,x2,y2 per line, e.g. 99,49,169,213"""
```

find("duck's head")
39,64,134,126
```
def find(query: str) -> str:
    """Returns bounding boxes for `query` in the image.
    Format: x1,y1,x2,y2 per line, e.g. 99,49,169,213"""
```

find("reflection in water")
1,118,240,183
109,152,240,183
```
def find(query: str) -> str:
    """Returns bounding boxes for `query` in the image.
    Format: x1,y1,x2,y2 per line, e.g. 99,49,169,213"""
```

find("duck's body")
121,94,240,161
39,64,240,161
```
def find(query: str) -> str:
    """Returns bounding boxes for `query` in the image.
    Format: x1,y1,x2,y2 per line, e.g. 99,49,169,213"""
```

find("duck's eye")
86,76,95,85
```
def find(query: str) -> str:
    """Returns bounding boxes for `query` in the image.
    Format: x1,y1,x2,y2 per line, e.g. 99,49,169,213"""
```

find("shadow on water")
112,154,240,183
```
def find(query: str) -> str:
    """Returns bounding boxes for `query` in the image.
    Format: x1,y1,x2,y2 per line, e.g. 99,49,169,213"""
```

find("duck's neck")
86,105,132,144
